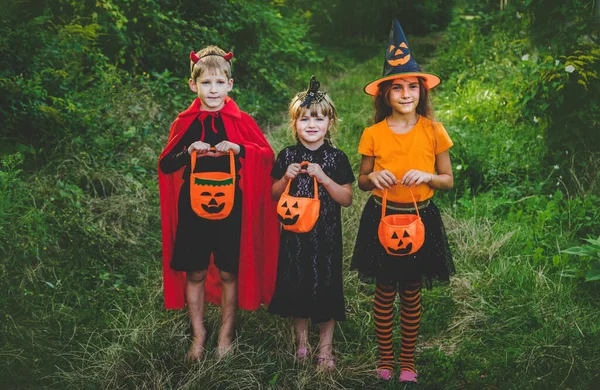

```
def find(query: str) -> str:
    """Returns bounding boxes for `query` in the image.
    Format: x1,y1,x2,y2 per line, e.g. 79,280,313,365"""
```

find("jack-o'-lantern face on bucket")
192,176,234,218
387,230,413,255
189,150,236,220
378,214,425,257
377,188,426,256
276,170,320,233
278,200,300,226
387,42,410,67
199,189,227,214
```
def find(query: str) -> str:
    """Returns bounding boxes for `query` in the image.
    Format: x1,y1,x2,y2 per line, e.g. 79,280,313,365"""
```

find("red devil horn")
223,52,234,61
190,51,200,64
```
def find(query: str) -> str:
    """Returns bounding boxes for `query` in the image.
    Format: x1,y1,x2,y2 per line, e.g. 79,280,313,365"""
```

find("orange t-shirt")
358,116,453,203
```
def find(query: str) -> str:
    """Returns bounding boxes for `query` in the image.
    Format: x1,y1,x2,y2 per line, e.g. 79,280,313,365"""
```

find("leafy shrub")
305,0,454,45
432,0,600,279
562,236,600,282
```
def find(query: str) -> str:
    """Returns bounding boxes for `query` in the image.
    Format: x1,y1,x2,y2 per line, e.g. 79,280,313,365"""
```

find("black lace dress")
268,142,355,323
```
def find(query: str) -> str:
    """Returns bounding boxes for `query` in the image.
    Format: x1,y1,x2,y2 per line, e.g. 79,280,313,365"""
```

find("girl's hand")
284,163,303,180
188,141,212,156
305,163,329,184
368,170,398,190
214,141,241,155
401,169,433,187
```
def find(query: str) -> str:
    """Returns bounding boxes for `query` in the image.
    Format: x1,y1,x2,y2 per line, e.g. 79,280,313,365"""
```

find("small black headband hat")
363,19,441,95
298,75,327,108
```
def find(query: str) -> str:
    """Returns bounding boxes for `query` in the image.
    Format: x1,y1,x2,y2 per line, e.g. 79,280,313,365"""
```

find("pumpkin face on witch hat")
364,18,441,96
387,41,411,67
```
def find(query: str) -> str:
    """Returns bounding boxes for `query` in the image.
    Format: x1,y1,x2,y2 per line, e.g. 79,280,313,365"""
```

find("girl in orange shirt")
351,19,455,383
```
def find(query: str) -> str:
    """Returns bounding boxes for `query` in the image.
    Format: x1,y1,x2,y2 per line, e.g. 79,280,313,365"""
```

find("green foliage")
299,0,454,45
562,236,600,282
434,3,599,221
515,0,599,185
527,46,600,166
436,0,600,184
0,0,321,161
0,152,53,262
432,0,600,299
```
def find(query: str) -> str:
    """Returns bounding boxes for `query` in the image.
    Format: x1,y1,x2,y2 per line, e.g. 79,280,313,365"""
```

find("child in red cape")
158,45,279,360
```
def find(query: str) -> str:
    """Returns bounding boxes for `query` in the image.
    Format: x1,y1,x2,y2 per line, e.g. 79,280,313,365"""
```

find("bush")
562,236,600,282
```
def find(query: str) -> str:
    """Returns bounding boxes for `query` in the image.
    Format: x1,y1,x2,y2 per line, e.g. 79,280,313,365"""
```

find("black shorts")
170,183,242,274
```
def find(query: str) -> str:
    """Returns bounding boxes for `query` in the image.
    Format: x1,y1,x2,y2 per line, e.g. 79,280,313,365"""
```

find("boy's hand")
305,163,329,184
214,141,241,155
368,170,398,190
188,141,212,156
284,163,302,180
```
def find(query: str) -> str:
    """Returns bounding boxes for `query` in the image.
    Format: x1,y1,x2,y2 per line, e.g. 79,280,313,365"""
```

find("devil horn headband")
190,51,234,64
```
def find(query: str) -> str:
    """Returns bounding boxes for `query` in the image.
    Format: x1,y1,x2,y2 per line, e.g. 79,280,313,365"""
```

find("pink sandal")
317,355,335,372
376,368,393,381
296,347,309,360
399,370,418,383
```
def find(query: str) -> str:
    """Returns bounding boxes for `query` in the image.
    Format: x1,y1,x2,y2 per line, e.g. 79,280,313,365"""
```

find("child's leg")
293,318,309,355
374,283,397,372
217,270,237,358
317,319,335,370
398,282,421,374
186,270,208,360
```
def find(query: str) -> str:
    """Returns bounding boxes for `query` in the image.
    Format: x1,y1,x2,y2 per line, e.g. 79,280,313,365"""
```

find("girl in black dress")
269,77,355,371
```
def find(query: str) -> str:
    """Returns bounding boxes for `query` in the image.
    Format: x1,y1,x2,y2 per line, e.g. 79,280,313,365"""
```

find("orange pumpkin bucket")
277,163,320,233
378,188,425,256
190,149,236,220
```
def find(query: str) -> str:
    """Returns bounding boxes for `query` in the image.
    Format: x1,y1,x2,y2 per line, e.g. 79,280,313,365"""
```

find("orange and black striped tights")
373,282,421,373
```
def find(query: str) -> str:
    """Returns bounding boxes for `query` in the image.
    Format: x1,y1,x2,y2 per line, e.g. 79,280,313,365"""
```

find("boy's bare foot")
216,342,233,360
217,327,235,360
185,331,207,362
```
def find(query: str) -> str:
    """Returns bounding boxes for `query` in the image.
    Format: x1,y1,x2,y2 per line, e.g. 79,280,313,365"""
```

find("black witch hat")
364,18,441,95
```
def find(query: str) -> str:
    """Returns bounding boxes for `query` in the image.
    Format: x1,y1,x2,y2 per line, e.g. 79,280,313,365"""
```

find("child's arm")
271,163,302,200
305,163,352,207
357,155,398,191
430,150,453,190
160,132,210,174
401,151,453,190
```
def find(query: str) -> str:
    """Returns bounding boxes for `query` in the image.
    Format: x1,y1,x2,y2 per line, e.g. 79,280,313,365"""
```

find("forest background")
1,0,599,388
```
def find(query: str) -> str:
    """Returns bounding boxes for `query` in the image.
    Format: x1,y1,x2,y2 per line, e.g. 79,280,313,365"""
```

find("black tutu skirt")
351,196,454,288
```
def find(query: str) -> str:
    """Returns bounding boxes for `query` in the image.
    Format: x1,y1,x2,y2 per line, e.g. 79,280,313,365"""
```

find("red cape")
158,97,279,310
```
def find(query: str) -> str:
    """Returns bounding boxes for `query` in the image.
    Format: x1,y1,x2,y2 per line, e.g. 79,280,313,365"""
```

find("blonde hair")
288,92,338,145
190,45,232,80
